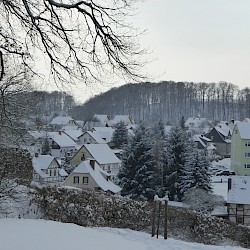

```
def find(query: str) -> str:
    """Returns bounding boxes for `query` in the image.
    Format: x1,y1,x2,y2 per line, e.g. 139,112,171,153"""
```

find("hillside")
0,219,246,250
70,81,250,125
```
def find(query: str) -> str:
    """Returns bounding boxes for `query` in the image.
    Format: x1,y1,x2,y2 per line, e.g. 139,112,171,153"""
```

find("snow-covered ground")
0,219,245,250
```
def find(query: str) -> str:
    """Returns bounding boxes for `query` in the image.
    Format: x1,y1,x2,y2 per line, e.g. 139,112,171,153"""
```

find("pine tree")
118,122,160,201
163,126,193,201
180,150,212,198
42,137,51,155
112,121,128,149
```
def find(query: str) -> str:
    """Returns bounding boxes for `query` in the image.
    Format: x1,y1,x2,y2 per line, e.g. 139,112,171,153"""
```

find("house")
32,154,68,184
192,134,216,158
70,144,121,179
231,122,250,175
49,116,77,130
110,115,133,126
227,176,250,225
78,131,106,144
205,126,231,157
185,116,210,134
62,159,121,194
48,131,78,159
93,114,110,127
62,129,84,144
242,118,250,123
90,127,115,143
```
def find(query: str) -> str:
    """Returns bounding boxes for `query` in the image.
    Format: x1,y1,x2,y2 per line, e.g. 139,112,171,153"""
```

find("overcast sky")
134,0,250,88
49,0,250,103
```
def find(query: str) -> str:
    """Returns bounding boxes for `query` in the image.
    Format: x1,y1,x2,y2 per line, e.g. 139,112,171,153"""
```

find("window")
236,216,244,224
81,154,85,161
245,164,250,169
54,169,57,176
245,153,250,158
235,129,238,134
84,138,87,142
49,170,52,176
83,177,88,184
245,141,250,147
73,176,79,184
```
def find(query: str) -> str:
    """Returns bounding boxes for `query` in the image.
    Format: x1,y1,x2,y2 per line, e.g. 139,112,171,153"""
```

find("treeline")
70,81,250,124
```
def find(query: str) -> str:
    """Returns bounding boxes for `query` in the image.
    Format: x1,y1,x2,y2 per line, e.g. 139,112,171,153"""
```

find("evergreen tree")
41,137,51,155
112,121,128,148
163,126,193,201
179,116,187,130
118,122,160,201
181,151,212,195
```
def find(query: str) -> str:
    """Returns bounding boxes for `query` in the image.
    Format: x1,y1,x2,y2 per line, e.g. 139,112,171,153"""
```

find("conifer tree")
163,126,193,201
112,121,128,149
180,150,212,200
118,122,160,201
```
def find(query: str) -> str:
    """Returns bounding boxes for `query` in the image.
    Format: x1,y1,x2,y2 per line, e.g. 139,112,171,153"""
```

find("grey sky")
43,0,250,103
134,0,250,88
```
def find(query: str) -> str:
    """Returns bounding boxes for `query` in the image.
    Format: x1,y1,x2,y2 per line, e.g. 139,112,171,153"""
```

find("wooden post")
156,201,161,239
151,200,157,237
164,199,168,239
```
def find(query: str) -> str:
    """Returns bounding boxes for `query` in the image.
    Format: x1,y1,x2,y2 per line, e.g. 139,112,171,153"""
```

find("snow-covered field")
0,219,245,250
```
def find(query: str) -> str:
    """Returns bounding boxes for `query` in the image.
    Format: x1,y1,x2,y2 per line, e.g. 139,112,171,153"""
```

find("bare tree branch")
0,0,145,85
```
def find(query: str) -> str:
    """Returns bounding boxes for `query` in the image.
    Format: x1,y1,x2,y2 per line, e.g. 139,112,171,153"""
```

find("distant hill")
70,81,250,125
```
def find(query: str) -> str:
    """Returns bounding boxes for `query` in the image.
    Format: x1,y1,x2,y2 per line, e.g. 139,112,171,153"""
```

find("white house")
90,127,115,143
32,154,68,184
78,131,106,144
227,176,250,226
70,144,121,179
49,116,77,130
93,114,110,127
48,131,78,159
62,129,84,144
62,159,121,193
185,116,210,134
110,115,133,126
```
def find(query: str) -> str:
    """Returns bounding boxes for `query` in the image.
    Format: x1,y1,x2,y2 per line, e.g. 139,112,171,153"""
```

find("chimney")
90,159,95,170
35,152,39,158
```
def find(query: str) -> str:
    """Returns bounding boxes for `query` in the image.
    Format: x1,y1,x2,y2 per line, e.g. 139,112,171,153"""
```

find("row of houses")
29,114,135,194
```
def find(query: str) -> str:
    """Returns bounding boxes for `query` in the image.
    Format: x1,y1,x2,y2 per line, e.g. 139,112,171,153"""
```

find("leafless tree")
0,0,145,85
0,53,33,146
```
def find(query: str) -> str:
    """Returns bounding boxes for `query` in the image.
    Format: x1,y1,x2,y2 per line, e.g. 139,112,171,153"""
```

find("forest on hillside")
70,81,250,124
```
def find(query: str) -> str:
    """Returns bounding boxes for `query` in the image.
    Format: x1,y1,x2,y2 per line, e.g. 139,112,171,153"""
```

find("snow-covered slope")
0,219,244,250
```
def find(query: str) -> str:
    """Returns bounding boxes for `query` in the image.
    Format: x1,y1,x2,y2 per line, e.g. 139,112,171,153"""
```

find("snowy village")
2,0,250,250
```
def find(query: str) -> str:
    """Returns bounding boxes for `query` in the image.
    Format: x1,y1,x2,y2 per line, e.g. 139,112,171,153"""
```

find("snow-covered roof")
27,131,46,140
193,134,206,148
63,129,84,141
242,118,250,123
84,144,121,165
32,155,54,171
59,168,68,177
48,132,77,147
71,160,121,193
168,201,189,208
227,176,250,205
215,126,230,137
50,116,74,125
93,114,109,124
185,117,207,128
111,115,132,125
91,127,115,143
82,131,107,144
164,126,172,134
235,122,250,139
